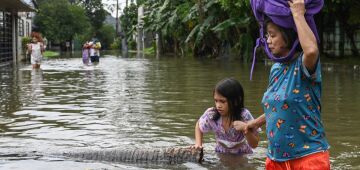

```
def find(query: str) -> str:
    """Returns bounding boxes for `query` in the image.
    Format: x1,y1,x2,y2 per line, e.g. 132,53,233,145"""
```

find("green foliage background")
33,0,360,58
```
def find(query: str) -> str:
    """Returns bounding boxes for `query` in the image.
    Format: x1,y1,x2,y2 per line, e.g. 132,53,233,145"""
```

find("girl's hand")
190,144,203,150
233,121,247,133
27,44,32,52
288,0,305,18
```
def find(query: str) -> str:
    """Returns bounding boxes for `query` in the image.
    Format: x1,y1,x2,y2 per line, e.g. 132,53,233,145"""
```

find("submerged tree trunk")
0,147,204,166
60,147,203,164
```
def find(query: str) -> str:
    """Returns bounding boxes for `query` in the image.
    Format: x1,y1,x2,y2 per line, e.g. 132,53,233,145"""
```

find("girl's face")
214,91,229,117
32,37,38,43
266,22,289,57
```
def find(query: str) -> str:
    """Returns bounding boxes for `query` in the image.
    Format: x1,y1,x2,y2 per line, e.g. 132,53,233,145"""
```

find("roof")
0,0,37,12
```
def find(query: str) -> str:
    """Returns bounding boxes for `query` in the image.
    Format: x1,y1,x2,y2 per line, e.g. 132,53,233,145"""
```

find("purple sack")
82,48,89,64
250,0,323,80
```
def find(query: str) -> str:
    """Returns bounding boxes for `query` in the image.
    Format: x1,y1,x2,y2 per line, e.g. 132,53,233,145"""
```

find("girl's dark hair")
264,17,298,50
212,78,245,123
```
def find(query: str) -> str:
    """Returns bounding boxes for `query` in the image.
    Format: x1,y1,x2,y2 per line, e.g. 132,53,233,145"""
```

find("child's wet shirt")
198,107,260,154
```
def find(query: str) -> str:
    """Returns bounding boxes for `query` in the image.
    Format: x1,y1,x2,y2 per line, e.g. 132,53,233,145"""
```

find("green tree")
215,0,255,61
120,3,138,49
140,0,254,59
97,24,116,49
137,0,360,59
34,0,90,49
141,0,195,56
80,0,107,31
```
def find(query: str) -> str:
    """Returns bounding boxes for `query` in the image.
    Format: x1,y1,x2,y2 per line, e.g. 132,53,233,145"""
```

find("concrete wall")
16,12,33,62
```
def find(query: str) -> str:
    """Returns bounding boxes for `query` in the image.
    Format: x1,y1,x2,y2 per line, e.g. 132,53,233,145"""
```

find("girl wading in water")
27,33,45,69
192,78,261,155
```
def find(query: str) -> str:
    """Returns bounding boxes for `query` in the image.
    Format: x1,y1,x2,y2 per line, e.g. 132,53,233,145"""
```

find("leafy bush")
21,37,32,53
128,40,136,50
110,38,121,50
144,47,155,55
97,24,116,49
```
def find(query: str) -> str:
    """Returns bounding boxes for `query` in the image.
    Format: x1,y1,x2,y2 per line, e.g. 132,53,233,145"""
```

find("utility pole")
115,0,119,35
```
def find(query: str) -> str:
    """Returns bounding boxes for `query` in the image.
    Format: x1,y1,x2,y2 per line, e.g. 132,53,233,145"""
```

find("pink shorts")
266,151,330,170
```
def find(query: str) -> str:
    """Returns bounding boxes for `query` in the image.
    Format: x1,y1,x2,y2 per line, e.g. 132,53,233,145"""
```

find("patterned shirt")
198,107,260,154
262,53,330,161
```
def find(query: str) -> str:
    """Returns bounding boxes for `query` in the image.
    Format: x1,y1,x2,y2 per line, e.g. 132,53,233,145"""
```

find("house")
0,0,37,66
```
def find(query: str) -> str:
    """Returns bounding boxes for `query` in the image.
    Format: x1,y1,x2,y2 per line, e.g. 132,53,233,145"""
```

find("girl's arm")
243,113,266,137
288,0,319,71
233,121,259,148
194,120,203,149
247,114,266,131
244,129,259,148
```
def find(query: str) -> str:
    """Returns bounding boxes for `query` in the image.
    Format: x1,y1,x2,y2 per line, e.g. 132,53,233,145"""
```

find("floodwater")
0,52,359,170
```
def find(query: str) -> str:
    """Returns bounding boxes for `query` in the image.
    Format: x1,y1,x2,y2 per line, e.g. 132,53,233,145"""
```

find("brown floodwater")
0,52,359,169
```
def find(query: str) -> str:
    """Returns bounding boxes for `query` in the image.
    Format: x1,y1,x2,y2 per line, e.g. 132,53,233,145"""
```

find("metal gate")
0,11,13,63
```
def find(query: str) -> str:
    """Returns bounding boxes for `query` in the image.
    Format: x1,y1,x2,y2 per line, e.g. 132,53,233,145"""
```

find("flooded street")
0,53,359,169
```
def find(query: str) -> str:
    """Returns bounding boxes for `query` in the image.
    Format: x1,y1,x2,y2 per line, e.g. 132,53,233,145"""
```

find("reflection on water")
0,54,359,169
30,69,43,101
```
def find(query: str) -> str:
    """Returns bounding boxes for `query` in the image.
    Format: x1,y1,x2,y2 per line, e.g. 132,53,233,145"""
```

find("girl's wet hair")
265,17,298,50
212,78,245,122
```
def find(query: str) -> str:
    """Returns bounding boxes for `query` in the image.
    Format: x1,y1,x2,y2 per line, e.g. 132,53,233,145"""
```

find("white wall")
16,12,33,62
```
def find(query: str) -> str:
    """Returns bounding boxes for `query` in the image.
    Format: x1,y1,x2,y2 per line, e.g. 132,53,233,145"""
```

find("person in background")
43,37,48,50
192,78,260,155
27,32,45,69
89,35,101,63
82,41,91,65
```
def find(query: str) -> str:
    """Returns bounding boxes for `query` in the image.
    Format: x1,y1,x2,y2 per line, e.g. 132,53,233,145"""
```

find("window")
0,11,13,63
26,21,30,36
18,18,24,36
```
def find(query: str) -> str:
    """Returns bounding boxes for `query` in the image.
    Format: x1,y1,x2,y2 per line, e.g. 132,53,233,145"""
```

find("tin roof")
0,0,37,12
